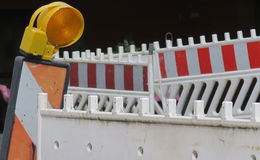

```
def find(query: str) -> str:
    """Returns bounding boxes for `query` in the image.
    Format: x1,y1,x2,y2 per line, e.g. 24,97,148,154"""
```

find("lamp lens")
46,8,83,46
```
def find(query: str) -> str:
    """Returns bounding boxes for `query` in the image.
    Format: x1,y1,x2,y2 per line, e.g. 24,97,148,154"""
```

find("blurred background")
0,0,259,87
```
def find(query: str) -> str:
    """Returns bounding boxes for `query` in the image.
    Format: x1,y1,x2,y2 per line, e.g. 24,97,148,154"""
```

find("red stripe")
197,48,213,74
175,50,189,76
124,65,133,90
143,66,148,91
221,45,237,71
158,53,167,78
105,64,115,89
247,41,260,68
70,63,79,86
88,63,96,88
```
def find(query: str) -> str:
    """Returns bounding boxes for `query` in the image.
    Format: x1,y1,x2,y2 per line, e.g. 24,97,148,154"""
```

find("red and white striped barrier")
69,62,148,91
53,29,260,116
54,45,150,92
154,29,260,79
151,29,260,116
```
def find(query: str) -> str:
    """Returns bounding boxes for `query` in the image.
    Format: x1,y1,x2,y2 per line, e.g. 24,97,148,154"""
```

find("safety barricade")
37,93,260,160
153,29,260,116
0,57,70,160
54,45,156,113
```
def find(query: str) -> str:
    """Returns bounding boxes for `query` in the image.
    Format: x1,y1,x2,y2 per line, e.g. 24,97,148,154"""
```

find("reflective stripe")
143,66,148,91
78,63,87,87
70,63,79,86
105,64,115,89
158,53,167,78
197,48,212,74
186,48,200,75
133,66,143,91
115,64,124,90
247,41,260,68
209,45,224,73
221,45,237,71
124,65,133,90
175,50,189,76
234,42,250,70
88,63,96,88
96,64,105,89
15,63,40,144
164,51,177,78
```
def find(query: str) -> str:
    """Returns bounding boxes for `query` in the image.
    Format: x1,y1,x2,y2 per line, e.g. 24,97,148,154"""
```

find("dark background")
0,0,259,87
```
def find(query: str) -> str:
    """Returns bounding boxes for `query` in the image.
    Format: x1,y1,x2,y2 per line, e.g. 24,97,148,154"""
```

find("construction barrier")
0,56,69,160
1,29,260,159
37,93,260,160
53,29,260,116
54,47,155,113
153,29,260,116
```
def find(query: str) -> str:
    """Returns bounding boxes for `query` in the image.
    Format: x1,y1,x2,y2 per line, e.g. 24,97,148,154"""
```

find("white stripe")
15,63,44,144
115,64,124,90
209,45,225,73
133,66,143,91
186,48,200,75
78,63,87,87
164,51,177,77
234,42,250,70
96,64,105,88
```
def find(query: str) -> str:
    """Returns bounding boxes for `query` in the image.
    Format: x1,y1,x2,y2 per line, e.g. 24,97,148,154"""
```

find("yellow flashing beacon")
20,2,84,60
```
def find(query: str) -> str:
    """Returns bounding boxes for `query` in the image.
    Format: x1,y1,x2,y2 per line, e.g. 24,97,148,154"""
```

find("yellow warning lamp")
20,2,84,60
